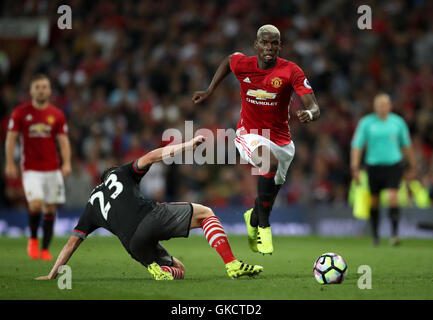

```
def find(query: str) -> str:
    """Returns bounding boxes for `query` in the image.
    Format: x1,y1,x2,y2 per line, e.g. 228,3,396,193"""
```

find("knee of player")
44,204,57,213
203,206,215,219
173,257,186,277
179,265,186,277
43,208,56,216
198,207,215,226
28,200,43,213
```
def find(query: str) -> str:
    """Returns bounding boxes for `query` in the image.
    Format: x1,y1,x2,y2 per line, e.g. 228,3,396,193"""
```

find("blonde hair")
257,24,280,39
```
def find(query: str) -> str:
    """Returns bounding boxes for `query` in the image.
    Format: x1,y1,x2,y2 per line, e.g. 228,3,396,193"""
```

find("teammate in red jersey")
5,74,72,260
192,25,320,255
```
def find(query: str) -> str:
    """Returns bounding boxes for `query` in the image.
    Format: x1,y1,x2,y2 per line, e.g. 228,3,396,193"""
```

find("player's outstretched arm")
297,93,320,123
35,235,83,280
136,136,206,169
192,55,232,104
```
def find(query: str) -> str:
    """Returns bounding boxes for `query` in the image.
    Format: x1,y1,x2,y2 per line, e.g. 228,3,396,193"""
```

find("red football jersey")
230,52,313,145
8,102,68,171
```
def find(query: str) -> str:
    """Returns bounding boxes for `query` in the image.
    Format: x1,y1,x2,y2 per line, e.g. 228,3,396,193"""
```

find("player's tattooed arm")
297,93,320,123
136,136,207,169
35,235,83,280
192,55,232,104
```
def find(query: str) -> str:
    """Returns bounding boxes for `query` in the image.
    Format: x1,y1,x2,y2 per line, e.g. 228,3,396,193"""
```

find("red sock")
161,266,184,279
201,216,236,264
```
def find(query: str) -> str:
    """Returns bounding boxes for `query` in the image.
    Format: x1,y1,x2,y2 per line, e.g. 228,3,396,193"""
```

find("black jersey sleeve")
72,203,99,239
120,160,152,183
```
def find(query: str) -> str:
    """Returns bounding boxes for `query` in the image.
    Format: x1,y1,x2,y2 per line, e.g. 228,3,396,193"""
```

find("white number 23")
89,174,124,220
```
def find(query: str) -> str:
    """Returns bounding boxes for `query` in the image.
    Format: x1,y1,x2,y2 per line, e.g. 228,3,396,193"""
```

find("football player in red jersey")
5,74,72,260
192,25,320,255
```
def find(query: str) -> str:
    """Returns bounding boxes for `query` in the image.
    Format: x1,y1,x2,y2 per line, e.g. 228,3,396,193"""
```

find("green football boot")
147,262,174,280
244,208,258,252
226,259,264,279
257,226,273,255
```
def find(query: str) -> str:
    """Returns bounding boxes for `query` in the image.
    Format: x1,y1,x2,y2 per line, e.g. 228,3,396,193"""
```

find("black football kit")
72,160,193,266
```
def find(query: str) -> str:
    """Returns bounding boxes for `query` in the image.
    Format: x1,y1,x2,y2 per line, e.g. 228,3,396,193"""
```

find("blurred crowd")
0,0,432,210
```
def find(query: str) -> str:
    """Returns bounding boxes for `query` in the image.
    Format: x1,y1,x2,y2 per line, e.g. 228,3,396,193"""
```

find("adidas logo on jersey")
243,77,251,83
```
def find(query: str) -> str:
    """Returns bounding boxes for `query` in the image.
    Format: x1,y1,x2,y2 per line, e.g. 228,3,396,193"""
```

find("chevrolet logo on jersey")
29,123,52,138
246,89,277,100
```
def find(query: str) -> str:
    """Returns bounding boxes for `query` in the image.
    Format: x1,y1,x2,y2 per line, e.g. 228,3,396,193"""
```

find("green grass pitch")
1,235,432,300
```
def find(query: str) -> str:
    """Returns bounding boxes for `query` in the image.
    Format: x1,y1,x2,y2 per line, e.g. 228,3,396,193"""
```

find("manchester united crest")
271,77,282,88
46,115,55,125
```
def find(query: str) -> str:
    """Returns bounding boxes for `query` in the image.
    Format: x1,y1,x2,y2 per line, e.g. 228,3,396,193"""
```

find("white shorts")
234,128,295,185
22,170,65,204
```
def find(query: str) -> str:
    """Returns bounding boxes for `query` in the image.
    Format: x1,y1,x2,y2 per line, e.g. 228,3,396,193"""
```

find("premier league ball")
313,252,347,284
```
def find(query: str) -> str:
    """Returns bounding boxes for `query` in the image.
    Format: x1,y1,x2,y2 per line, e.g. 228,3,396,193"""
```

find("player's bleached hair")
257,24,280,40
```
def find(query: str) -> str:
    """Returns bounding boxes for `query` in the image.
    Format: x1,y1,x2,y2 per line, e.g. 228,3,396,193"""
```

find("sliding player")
36,136,263,280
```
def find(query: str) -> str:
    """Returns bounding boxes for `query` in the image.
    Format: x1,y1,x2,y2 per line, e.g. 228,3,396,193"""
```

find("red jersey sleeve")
230,52,246,75
8,108,22,132
54,110,68,135
290,63,313,96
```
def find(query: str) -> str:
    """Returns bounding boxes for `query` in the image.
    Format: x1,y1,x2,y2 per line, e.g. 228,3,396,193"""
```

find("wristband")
305,110,313,120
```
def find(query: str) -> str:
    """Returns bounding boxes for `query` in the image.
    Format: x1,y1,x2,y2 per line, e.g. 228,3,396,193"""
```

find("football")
313,252,347,284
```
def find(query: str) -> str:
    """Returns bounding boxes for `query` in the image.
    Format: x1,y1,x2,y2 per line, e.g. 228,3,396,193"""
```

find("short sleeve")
55,111,68,135
398,118,411,147
351,118,367,148
72,203,98,239
289,63,314,96
230,52,245,75
119,161,152,183
8,109,21,131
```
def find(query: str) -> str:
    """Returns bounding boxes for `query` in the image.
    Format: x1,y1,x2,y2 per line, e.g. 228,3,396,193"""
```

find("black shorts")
366,162,404,195
128,202,193,267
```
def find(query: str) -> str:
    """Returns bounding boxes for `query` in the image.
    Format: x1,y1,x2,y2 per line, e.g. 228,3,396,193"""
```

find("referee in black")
350,93,417,246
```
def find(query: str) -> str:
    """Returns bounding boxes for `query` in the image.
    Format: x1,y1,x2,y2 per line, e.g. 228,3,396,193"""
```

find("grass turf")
0,235,432,300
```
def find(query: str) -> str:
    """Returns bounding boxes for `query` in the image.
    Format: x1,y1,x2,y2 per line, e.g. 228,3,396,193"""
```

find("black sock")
42,213,55,249
29,211,41,239
370,207,379,239
250,198,259,227
256,175,281,228
389,207,400,237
